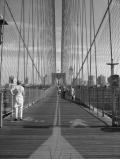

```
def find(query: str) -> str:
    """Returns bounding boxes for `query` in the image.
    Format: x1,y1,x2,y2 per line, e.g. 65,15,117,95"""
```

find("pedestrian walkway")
0,88,120,159
81,104,112,126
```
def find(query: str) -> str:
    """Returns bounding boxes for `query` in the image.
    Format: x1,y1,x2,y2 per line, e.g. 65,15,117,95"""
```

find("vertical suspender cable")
90,0,97,112
88,0,92,109
74,0,113,82
34,1,38,84
61,0,63,73
73,0,75,80
37,0,40,83
43,0,45,79
22,0,25,82
84,0,89,105
26,0,31,81
90,0,92,85
84,0,89,80
76,0,79,85
32,0,34,85
17,1,22,80
5,0,42,82
81,0,84,81
78,0,82,86
80,0,84,102
41,0,43,84
91,0,98,112
52,0,56,74
0,0,6,127
108,0,113,75
0,0,6,86
71,0,74,83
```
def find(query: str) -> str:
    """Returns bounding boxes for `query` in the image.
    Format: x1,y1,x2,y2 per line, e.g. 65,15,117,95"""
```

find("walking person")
62,86,66,99
11,80,25,121
71,87,75,101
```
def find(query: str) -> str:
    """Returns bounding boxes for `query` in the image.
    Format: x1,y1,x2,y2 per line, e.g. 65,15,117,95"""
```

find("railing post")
102,87,105,117
112,88,116,126
11,94,13,118
0,92,3,128
109,75,119,126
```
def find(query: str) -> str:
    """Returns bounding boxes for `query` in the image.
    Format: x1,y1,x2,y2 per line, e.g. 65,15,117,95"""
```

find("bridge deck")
0,89,120,159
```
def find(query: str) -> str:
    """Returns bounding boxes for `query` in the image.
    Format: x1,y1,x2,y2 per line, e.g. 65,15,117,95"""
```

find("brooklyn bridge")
0,0,120,158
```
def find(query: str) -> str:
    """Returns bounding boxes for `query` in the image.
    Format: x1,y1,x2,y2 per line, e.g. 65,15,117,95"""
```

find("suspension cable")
89,0,92,86
92,0,98,85
0,0,6,86
22,0,26,83
26,0,31,81
81,0,84,81
84,0,89,81
5,0,42,81
74,0,113,81
17,0,22,80
108,0,113,75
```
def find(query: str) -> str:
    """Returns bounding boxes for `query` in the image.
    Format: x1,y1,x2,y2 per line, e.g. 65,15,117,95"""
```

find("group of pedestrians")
10,79,76,120
57,85,75,101
11,79,76,121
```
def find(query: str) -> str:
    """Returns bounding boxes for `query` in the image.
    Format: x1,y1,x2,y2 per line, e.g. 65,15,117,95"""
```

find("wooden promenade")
0,88,120,159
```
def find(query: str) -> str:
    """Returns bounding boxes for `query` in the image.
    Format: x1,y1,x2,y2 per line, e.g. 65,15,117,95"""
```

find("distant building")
73,78,83,86
108,75,119,87
87,75,95,86
97,75,106,86
24,77,28,84
9,76,14,83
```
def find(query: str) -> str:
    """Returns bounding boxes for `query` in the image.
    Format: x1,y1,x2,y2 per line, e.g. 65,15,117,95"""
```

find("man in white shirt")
11,80,25,121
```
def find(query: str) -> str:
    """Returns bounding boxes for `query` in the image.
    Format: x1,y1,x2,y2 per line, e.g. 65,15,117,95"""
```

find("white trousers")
14,96,24,119
14,106,23,119
72,94,75,101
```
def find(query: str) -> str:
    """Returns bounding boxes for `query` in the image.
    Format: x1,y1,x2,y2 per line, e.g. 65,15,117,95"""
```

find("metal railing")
75,86,120,126
1,85,50,118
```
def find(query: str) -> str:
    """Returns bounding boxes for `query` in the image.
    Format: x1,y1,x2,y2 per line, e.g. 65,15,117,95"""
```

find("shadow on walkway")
101,126,120,132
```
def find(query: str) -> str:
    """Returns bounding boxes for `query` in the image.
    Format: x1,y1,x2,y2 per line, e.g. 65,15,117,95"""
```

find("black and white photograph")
0,0,120,158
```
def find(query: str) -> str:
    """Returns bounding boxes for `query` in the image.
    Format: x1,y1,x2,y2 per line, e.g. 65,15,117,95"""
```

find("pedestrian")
11,80,25,121
71,87,75,101
62,86,66,99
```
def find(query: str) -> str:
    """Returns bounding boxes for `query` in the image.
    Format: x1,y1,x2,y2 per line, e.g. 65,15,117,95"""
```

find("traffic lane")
0,90,57,158
60,98,120,159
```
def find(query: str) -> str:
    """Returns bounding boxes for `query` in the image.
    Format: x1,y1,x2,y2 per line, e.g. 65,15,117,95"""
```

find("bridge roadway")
0,87,120,159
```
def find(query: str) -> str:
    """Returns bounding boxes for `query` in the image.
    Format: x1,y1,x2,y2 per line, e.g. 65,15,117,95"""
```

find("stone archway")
52,73,66,85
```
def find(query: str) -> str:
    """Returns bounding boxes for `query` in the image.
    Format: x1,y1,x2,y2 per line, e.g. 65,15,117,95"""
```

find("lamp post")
107,58,119,127
107,60,119,127
0,16,8,128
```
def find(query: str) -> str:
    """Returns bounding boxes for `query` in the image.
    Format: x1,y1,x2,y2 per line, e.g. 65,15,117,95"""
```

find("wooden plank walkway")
0,88,120,159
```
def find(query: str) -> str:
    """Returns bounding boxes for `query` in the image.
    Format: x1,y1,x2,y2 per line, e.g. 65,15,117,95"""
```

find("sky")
1,0,116,84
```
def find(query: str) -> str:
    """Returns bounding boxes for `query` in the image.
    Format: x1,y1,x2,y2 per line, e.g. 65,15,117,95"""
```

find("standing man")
11,80,25,121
